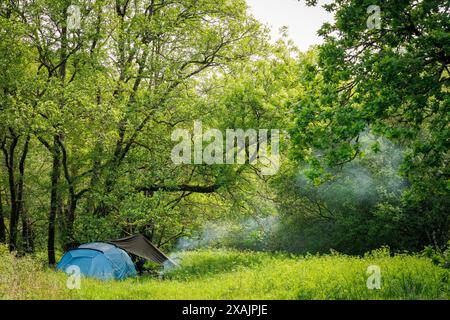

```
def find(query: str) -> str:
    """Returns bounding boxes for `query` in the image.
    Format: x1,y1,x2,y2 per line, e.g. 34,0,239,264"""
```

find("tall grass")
0,246,448,300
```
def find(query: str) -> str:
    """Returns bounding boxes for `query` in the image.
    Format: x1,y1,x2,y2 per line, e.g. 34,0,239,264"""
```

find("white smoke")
160,216,279,275
297,132,407,208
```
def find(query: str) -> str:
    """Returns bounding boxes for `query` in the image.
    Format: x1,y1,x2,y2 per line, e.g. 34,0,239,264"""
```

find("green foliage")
0,245,68,299
422,241,450,269
271,134,415,254
0,0,448,273
0,0,297,255
289,0,449,251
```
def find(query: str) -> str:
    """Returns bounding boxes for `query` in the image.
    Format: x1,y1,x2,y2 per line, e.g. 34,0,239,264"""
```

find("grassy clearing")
0,247,449,300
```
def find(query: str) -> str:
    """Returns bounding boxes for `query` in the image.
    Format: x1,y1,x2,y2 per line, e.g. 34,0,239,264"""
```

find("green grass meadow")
1,246,449,300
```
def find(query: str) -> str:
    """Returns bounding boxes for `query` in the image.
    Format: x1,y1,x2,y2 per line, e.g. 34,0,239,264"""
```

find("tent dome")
56,242,137,280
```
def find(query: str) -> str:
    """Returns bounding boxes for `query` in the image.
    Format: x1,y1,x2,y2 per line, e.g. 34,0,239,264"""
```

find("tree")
0,5,35,251
291,0,449,249
0,186,5,243
2,0,285,261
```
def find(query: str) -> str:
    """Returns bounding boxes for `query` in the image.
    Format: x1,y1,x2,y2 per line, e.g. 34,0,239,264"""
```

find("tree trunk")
48,135,61,265
18,136,31,252
63,195,77,251
48,5,67,264
1,133,19,251
61,165,79,251
0,188,5,243
57,135,81,251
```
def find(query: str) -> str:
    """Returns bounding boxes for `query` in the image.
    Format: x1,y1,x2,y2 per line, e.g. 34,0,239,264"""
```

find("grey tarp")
109,234,175,266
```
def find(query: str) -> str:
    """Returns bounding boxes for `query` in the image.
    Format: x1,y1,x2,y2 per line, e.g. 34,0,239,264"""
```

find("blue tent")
56,242,137,280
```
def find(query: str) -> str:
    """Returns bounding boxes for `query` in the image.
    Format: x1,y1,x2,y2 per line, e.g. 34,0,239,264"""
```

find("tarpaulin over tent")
109,234,175,266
